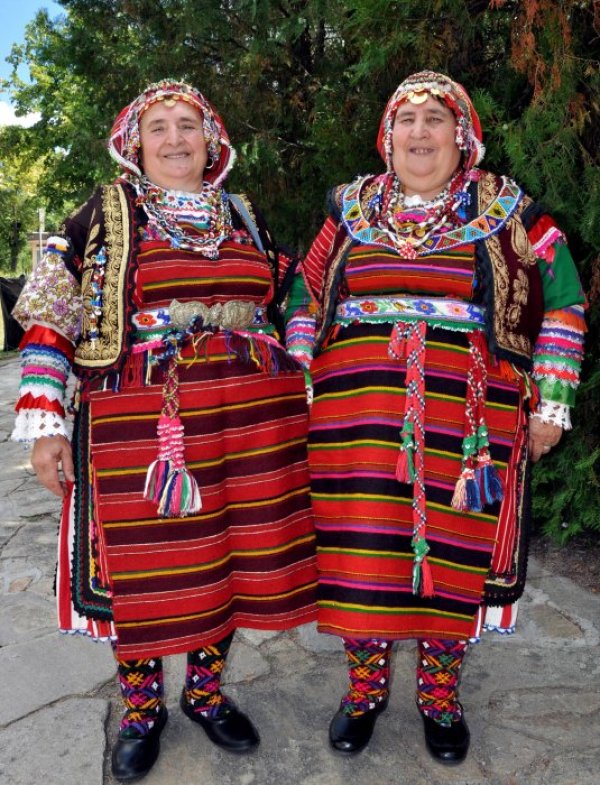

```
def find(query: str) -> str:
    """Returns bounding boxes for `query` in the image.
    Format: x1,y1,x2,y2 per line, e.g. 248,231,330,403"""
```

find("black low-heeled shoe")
180,690,260,752
328,698,389,754
111,705,168,781
421,709,470,764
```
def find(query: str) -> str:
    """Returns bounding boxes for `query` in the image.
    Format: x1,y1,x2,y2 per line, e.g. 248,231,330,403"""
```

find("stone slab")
0,633,115,725
0,698,108,785
0,592,56,645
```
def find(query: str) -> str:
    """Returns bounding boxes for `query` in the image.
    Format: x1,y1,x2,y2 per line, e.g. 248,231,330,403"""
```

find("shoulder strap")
229,193,265,253
229,192,288,338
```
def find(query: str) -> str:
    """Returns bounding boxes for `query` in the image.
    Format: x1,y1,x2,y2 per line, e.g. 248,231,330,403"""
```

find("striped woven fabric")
82,238,317,658
135,240,272,306
309,244,522,641
345,245,476,298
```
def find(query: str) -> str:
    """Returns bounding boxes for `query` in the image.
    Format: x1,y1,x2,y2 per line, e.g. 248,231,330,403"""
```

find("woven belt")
335,296,485,331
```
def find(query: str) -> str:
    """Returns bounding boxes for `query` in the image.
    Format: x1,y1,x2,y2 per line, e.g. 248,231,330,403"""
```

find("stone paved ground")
1,354,599,785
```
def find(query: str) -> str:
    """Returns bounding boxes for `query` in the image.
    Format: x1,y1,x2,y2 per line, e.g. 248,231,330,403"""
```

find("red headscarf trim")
108,79,235,186
376,71,485,174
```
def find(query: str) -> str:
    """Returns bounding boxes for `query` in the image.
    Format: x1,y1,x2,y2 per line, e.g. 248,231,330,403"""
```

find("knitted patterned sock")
116,656,164,738
416,638,468,726
183,632,234,719
340,638,391,717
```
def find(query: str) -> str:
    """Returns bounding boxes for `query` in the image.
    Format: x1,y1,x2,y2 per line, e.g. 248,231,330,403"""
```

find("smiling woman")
10,79,317,781
139,102,208,191
392,98,461,199
286,69,586,765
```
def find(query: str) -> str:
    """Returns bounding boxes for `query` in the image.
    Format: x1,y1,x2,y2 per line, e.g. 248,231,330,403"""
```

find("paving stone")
294,621,343,653
0,633,115,724
237,628,282,646
225,639,271,683
526,603,585,638
0,698,108,785
0,591,56,645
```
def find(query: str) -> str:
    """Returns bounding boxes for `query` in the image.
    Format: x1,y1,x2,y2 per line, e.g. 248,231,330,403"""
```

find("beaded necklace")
135,176,232,259
375,169,473,257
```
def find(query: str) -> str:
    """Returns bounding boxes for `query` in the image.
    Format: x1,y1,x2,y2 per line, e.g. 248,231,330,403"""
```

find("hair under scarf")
376,70,485,175
108,79,236,187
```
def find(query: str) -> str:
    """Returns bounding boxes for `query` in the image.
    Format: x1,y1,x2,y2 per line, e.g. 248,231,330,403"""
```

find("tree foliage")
1,0,598,540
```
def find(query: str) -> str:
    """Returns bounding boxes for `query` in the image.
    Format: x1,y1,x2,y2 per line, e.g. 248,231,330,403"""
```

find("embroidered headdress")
108,79,236,186
376,70,485,174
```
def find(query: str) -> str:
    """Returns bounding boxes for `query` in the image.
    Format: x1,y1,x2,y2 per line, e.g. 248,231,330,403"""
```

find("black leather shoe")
329,698,388,753
421,710,470,764
111,705,168,781
180,690,260,752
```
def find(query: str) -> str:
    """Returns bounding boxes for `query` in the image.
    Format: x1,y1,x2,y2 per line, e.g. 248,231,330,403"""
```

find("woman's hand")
31,435,75,497
528,417,563,463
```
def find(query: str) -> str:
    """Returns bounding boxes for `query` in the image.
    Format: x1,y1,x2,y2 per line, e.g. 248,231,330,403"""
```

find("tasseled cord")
144,355,202,517
389,320,434,598
451,331,503,512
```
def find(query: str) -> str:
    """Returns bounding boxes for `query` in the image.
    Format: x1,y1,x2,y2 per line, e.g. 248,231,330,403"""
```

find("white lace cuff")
11,409,71,443
529,399,572,430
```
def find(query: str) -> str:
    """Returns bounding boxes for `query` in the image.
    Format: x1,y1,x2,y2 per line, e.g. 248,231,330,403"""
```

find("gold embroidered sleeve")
12,242,82,344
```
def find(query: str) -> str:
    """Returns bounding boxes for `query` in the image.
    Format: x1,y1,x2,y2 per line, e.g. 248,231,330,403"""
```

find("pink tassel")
144,413,202,517
420,556,435,598
396,449,410,483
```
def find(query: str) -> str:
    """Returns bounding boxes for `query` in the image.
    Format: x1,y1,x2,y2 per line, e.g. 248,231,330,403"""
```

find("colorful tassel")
451,472,467,510
388,320,433,598
451,467,481,512
143,357,202,517
475,448,503,505
412,536,434,597
451,331,503,512
465,471,482,512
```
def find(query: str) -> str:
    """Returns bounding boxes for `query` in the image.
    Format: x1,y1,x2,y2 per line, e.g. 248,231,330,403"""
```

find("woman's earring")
455,124,468,152
205,156,215,170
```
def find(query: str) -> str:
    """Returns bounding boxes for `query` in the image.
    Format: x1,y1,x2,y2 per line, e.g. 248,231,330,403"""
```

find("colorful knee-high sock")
116,656,164,737
183,632,234,718
416,638,468,726
340,638,391,717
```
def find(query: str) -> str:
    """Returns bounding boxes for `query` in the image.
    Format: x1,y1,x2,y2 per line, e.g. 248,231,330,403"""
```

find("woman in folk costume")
286,71,585,763
11,80,317,781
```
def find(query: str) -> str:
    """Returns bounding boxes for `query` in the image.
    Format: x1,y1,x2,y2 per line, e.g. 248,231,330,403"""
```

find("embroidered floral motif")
513,269,529,306
335,296,485,332
12,244,82,343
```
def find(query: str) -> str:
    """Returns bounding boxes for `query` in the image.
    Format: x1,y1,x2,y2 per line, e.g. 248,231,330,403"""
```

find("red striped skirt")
309,321,523,641
87,337,317,658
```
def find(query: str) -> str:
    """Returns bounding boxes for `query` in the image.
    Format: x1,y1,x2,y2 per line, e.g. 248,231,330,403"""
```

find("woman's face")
391,96,461,200
139,101,208,191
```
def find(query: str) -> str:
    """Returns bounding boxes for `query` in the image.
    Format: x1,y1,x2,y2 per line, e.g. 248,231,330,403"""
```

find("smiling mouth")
164,152,190,160
409,147,435,155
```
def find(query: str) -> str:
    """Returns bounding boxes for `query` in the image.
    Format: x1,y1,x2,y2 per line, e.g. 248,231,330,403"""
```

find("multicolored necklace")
375,170,472,257
135,177,232,259
341,171,523,257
